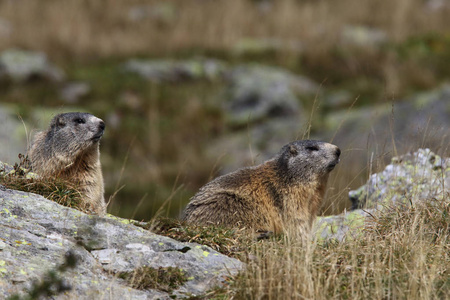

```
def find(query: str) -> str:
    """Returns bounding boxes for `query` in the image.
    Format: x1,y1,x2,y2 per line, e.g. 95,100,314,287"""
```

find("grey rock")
0,182,244,299
208,118,308,174
314,209,373,243
323,90,354,109
207,64,319,175
314,149,449,242
224,64,317,126
349,148,449,210
324,84,450,173
426,0,450,11
60,82,91,103
0,49,65,82
123,58,227,82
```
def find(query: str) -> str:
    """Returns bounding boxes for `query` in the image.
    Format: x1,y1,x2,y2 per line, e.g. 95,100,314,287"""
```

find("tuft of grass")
118,266,187,293
229,194,450,299
0,155,91,214
136,194,448,299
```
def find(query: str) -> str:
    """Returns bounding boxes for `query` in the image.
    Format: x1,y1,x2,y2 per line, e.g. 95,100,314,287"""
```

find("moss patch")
118,266,187,293
138,217,254,260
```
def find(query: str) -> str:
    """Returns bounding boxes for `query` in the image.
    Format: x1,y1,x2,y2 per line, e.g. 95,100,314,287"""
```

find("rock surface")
349,148,449,209
208,64,318,174
224,64,316,126
123,58,226,82
314,149,450,242
0,49,64,82
324,84,450,173
0,186,243,299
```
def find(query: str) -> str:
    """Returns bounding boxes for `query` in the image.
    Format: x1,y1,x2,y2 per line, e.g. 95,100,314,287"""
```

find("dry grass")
1,0,449,219
0,0,448,59
139,193,449,299
230,196,449,299
0,156,96,214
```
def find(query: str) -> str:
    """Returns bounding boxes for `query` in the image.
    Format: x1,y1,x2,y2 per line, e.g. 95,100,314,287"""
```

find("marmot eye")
306,145,319,152
74,118,85,124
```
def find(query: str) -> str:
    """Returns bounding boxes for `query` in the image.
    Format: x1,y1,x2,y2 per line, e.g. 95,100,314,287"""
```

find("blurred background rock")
0,0,448,220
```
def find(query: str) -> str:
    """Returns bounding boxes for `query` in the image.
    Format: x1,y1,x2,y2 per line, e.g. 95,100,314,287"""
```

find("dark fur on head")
277,140,341,184
43,112,105,160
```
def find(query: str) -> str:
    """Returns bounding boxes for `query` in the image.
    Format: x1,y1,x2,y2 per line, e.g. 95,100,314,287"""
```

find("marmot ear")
56,117,66,127
289,145,298,156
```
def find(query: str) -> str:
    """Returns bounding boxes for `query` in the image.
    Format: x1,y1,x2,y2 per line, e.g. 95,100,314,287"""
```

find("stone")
314,149,449,242
0,49,64,82
0,182,244,299
323,84,450,175
60,82,91,103
223,64,316,126
208,118,308,174
349,148,449,210
123,58,227,82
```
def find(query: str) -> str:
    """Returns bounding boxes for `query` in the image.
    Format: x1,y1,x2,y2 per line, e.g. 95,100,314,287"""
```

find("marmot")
182,140,340,234
28,112,107,215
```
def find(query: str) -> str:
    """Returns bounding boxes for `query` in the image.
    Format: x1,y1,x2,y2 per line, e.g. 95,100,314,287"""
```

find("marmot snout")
182,140,340,234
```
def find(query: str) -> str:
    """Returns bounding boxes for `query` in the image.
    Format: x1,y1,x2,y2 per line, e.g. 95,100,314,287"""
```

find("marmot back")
182,140,341,235
28,112,106,215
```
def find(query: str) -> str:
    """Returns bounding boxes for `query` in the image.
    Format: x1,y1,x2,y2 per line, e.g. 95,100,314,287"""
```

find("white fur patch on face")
89,116,103,124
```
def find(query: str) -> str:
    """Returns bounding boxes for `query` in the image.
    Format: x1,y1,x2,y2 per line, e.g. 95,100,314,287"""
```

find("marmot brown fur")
28,112,106,215
182,140,340,234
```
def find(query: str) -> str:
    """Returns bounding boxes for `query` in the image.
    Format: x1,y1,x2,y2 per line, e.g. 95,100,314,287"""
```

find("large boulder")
207,118,308,174
324,85,450,170
123,58,227,82
349,148,449,210
208,65,318,174
0,183,243,299
0,49,64,82
314,148,449,242
223,64,317,127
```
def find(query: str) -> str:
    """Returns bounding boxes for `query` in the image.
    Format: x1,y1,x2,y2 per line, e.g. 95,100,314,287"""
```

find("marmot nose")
98,121,106,131
335,148,341,157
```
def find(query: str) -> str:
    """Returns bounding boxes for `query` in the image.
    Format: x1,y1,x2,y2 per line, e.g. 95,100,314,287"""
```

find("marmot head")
276,140,340,183
46,112,105,155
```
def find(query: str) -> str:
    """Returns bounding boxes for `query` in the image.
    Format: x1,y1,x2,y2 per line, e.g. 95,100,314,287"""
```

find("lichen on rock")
0,177,244,299
314,149,449,242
